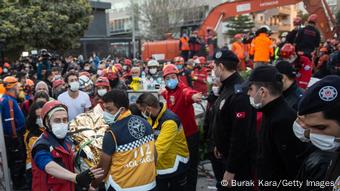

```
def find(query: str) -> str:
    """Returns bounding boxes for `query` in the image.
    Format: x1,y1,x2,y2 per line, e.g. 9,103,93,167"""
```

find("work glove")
76,169,95,188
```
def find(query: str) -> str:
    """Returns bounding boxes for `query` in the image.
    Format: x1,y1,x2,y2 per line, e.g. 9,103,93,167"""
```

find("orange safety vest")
250,33,274,62
180,37,190,51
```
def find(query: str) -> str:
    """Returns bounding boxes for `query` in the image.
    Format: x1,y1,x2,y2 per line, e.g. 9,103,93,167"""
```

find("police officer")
247,66,306,189
275,60,304,111
297,75,340,191
211,48,257,190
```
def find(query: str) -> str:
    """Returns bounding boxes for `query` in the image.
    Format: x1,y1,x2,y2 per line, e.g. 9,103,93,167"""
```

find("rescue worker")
104,65,127,90
247,66,306,189
24,101,45,188
0,76,27,190
249,26,274,67
93,89,157,191
179,32,190,61
189,30,202,58
314,47,330,78
294,14,321,59
122,58,133,85
192,57,208,96
144,59,162,90
161,64,202,191
285,17,303,44
211,48,257,190
129,67,144,91
296,75,340,191
231,34,246,70
52,79,66,99
280,43,312,89
92,76,111,108
136,93,189,191
31,100,104,191
275,60,304,111
206,27,218,60
174,56,192,87
328,43,340,76
79,74,94,97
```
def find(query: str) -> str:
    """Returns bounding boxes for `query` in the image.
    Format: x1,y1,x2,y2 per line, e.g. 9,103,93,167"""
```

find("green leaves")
226,15,255,37
0,0,92,58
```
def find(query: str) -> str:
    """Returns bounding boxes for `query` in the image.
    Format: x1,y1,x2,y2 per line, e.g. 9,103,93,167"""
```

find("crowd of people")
0,13,339,191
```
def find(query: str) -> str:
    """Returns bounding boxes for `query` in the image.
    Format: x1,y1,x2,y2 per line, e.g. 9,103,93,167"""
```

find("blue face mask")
103,108,122,125
176,65,183,70
166,79,178,90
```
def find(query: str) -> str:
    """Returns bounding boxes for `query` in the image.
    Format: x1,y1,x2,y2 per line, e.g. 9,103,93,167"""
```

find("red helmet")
4,62,10,68
234,34,242,39
114,64,123,74
104,66,119,80
293,17,302,26
95,76,110,87
124,59,132,67
162,64,179,77
41,100,68,128
280,43,296,58
25,79,34,87
320,47,328,52
79,71,91,78
52,79,65,89
173,56,184,64
308,14,318,23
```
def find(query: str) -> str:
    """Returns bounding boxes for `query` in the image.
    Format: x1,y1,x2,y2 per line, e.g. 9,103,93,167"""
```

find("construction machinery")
141,0,338,61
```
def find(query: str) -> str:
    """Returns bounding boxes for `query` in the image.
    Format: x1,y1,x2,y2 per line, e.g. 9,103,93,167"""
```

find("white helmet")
259,25,271,33
79,75,93,92
147,60,159,67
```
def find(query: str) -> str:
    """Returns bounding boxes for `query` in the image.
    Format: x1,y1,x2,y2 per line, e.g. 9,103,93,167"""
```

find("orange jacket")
180,37,190,51
250,33,274,62
231,42,245,60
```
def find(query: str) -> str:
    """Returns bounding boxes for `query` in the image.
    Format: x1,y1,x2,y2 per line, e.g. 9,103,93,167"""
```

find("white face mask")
292,121,309,142
149,68,157,75
69,81,80,92
249,89,263,109
123,66,128,71
212,86,220,96
310,133,340,151
142,108,151,119
97,89,107,97
36,118,43,127
51,123,68,139
103,108,122,125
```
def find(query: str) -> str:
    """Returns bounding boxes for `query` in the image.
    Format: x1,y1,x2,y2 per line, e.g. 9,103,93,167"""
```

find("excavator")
141,0,338,61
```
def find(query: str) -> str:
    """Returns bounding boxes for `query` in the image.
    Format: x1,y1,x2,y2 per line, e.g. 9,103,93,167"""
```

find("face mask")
103,108,122,125
69,81,80,92
3,68,8,73
141,108,151,119
149,68,157,75
292,121,309,142
97,70,103,76
166,79,178,90
212,86,220,96
249,89,263,109
123,66,128,71
51,123,68,139
97,89,107,97
132,75,139,78
310,133,340,151
84,66,90,71
176,65,183,70
36,118,43,127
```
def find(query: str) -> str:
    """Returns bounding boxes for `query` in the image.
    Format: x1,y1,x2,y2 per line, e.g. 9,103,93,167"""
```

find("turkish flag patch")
236,112,246,119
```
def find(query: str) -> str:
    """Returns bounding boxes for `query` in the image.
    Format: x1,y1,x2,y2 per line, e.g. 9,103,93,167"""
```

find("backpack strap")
8,99,17,138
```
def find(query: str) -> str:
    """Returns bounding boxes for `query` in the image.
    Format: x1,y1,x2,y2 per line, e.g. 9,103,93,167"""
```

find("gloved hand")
76,169,95,187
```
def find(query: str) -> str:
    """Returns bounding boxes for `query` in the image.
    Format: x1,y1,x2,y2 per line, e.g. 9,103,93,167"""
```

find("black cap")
249,65,282,83
214,47,239,63
298,75,340,115
275,60,296,79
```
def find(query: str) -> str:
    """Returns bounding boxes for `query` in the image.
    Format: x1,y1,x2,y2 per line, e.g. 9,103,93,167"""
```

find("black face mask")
109,78,119,88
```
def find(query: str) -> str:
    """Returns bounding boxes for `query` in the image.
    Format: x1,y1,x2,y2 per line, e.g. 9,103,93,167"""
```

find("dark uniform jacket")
211,72,257,180
257,96,306,184
295,24,321,57
282,82,304,111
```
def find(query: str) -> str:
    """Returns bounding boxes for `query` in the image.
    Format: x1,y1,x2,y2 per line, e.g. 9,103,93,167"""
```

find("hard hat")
95,76,110,87
52,79,65,89
234,34,242,39
3,76,18,89
308,14,318,23
124,59,132,67
79,71,91,78
280,32,288,38
147,60,160,67
114,64,123,73
293,17,302,26
162,64,179,77
104,66,119,80
259,25,271,33
41,100,68,128
280,43,296,58
79,75,93,90
320,47,328,52
173,56,184,64
4,62,10,68
25,79,34,87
